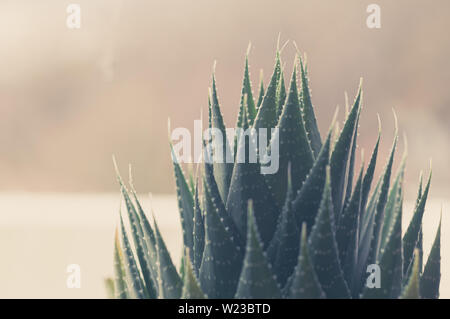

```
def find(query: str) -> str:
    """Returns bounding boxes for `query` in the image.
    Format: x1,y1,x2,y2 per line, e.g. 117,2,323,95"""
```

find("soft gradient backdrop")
0,0,448,298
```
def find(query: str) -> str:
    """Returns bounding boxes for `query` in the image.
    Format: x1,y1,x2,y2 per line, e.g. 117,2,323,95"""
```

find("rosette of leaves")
110,46,441,299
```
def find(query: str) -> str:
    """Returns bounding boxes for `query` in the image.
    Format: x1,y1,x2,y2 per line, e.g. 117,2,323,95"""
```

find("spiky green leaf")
226,127,279,248
182,249,206,299
154,219,182,298
403,172,431,276
292,129,332,232
308,167,350,298
253,53,281,130
119,216,147,299
256,70,265,108
420,217,441,299
299,57,321,157
266,166,301,287
113,228,129,299
362,196,403,298
368,135,398,264
330,83,361,219
235,202,282,298
170,145,195,256
199,183,244,298
285,223,325,299
275,68,286,119
400,249,420,299
193,181,204,276
209,74,234,202
264,62,314,207
336,164,363,286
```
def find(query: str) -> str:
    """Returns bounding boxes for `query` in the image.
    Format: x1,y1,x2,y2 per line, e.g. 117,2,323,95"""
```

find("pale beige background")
0,1,449,298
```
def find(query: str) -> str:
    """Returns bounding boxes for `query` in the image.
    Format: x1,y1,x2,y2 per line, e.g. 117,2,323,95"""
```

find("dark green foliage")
170,146,195,260
226,125,279,248
403,172,432,277
308,168,350,298
182,249,206,298
112,45,440,299
192,181,204,276
234,202,282,298
253,53,281,130
199,180,244,298
209,74,234,203
284,223,325,298
266,166,301,287
264,63,314,208
292,129,332,232
256,70,265,108
299,56,322,157
154,219,183,298
420,216,441,299
330,83,361,220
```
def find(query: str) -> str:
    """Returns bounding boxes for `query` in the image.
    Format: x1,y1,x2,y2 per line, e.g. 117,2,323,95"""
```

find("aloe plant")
111,46,441,299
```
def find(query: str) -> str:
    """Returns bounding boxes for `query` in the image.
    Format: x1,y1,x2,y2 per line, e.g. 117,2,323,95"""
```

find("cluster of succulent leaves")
111,46,441,299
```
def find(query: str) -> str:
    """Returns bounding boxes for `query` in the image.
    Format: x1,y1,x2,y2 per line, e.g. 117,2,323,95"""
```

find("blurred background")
0,0,449,298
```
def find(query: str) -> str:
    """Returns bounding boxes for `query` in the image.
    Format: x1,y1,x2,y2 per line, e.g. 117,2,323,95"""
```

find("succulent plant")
111,45,441,299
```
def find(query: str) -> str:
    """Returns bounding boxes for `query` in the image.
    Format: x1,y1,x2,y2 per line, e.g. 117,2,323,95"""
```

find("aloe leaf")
115,168,157,298
403,171,431,276
128,186,159,293
181,249,206,299
153,218,182,298
360,173,382,242
266,166,301,287
368,134,398,264
170,145,195,256
119,215,147,299
234,95,250,160
417,228,423,274
236,54,257,126
104,277,115,299
336,164,363,286
226,125,279,248
415,173,424,272
299,56,322,157
360,133,381,213
420,216,441,299
208,74,234,203
264,61,315,207
292,128,332,232
275,67,286,119
199,183,244,298
355,176,382,292
330,83,362,219
208,94,212,129
285,223,325,298
416,172,424,208
234,201,282,298
179,251,185,282
253,52,281,130
380,153,406,251
193,180,204,277
400,249,420,299
415,173,424,273
362,196,403,298
308,167,350,298
256,70,265,108
113,227,129,299
203,160,244,250
343,109,360,212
